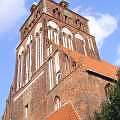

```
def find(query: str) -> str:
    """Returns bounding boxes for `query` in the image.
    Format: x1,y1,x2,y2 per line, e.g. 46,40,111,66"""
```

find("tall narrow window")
48,58,54,90
25,104,28,119
63,33,68,48
64,54,70,75
54,52,60,74
105,83,113,99
48,26,51,40
88,38,91,49
68,35,73,50
26,46,30,83
36,33,39,70
20,53,24,87
48,27,53,41
53,29,59,45
26,35,32,84
54,52,61,84
54,96,61,111
36,28,43,70
90,37,95,51
17,47,24,91
63,33,66,48
17,55,21,90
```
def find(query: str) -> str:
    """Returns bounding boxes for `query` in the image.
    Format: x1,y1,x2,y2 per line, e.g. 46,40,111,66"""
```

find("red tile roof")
83,57,118,80
47,103,80,120
56,44,118,80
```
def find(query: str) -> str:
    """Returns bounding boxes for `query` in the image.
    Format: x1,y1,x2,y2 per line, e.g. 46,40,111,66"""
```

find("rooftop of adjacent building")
47,103,80,120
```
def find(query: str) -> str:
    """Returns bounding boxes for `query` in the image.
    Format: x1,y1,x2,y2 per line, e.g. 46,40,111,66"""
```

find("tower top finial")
59,0,69,8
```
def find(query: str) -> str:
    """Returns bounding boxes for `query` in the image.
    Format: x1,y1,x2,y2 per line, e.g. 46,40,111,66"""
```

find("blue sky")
0,0,120,118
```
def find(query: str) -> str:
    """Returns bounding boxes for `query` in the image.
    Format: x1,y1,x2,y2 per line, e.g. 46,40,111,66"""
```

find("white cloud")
0,0,27,33
86,14,118,48
73,7,118,49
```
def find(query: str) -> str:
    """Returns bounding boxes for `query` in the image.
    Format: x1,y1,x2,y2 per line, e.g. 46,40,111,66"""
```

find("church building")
2,0,118,120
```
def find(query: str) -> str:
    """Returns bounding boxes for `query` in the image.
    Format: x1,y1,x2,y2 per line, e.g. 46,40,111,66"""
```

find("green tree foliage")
95,70,120,120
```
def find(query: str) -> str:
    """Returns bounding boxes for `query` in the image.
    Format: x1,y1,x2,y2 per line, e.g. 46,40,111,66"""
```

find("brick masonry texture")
2,0,118,120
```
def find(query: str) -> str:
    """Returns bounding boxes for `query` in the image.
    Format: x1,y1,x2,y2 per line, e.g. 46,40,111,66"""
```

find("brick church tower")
2,0,118,120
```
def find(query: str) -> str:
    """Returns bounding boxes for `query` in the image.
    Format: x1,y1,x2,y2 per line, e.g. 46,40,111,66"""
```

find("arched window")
34,23,43,70
25,35,32,84
54,96,61,111
56,71,62,85
47,21,59,45
17,46,24,90
105,83,113,98
75,34,87,56
62,27,73,50
25,104,28,119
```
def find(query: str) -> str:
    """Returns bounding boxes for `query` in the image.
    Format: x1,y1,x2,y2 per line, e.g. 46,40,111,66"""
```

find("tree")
95,70,120,120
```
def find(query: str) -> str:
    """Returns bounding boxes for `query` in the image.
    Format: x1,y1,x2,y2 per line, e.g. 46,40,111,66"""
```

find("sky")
0,0,120,118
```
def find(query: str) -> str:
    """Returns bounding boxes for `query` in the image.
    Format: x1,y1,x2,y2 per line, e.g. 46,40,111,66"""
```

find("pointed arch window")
54,96,61,111
35,23,43,70
47,21,59,45
62,28,73,50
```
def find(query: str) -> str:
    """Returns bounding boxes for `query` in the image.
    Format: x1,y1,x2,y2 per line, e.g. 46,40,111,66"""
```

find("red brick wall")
2,1,111,120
